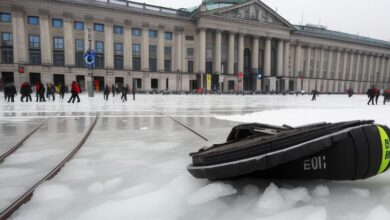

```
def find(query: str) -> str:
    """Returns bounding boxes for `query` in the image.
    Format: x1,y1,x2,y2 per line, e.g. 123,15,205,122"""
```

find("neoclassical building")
1,0,390,93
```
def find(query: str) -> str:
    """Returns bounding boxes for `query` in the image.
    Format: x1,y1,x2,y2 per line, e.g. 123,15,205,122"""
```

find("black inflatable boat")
187,120,390,180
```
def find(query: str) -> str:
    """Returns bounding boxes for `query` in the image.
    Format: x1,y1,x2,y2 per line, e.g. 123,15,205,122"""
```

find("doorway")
243,48,252,91
76,75,85,91
53,74,65,85
29,72,41,85
93,76,105,92
115,77,124,87
1,72,14,84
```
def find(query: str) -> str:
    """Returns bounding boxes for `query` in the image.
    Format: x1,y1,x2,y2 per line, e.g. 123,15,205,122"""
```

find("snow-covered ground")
0,93,390,220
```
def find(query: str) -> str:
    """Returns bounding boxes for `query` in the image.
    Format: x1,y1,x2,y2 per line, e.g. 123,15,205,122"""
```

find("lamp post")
86,27,94,97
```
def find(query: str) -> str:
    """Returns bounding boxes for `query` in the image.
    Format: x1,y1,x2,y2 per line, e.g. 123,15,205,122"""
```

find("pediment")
208,0,294,29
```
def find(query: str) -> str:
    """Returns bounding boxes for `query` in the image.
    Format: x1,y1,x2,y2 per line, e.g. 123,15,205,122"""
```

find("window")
134,78,142,89
29,50,41,65
95,41,104,68
149,45,157,72
29,35,40,49
164,32,172,40
75,39,84,51
185,35,194,41
114,43,123,69
188,61,194,73
164,47,171,72
75,39,84,67
53,37,64,49
149,30,157,38
187,48,194,57
132,28,141,36
114,26,123,35
132,44,141,57
0,13,11,22
94,23,104,32
1,32,13,47
52,18,63,28
74,21,84,30
28,16,39,25
132,44,141,71
95,41,104,54
114,43,123,55
1,48,13,64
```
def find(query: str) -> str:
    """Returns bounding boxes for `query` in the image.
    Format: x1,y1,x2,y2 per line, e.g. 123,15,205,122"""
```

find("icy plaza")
1,94,390,220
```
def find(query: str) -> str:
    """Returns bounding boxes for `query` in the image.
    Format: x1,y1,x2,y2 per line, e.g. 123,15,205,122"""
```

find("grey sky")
133,0,390,42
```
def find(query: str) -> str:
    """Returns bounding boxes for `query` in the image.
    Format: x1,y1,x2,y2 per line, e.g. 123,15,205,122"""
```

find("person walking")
103,85,110,101
46,83,55,101
383,89,389,105
5,83,17,102
132,86,136,101
35,82,41,102
60,83,67,99
38,82,46,102
311,90,319,101
367,86,375,105
68,81,81,103
121,84,128,102
347,88,353,98
375,87,380,105
111,84,115,97
20,82,32,102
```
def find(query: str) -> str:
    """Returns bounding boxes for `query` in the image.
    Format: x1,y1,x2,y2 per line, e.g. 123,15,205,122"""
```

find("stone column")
342,50,348,80
214,29,222,74
368,54,375,83
251,36,259,74
318,47,324,78
335,49,341,79
362,53,368,81
64,12,75,66
84,15,93,53
104,18,114,69
283,41,290,77
380,56,386,88
264,37,271,77
312,47,318,79
11,7,27,64
198,28,206,74
141,22,149,71
157,25,164,72
39,9,52,65
386,57,390,88
294,42,301,77
374,55,380,83
228,32,235,74
304,46,311,77
238,34,244,74
175,26,184,72
326,48,333,79
277,40,283,77
354,52,360,81
123,20,132,70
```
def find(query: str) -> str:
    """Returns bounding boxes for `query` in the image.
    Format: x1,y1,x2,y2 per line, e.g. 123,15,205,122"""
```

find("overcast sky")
132,0,390,42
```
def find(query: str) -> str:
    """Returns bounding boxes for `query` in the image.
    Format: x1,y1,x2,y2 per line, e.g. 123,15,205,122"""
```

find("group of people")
2,81,76,103
103,84,135,102
367,86,390,105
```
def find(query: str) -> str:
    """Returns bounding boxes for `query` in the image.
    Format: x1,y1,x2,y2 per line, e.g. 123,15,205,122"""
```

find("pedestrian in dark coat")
5,83,17,102
35,82,40,102
367,87,375,105
111,84,115,97
68,81,81,103
383,90,389,105
60,83,67,99
20,82,32,102
121,84,128,102
375,88,380,105
132,87,136,101
46,83,55,101
311,90,319,101
38,82,46,102
347,88,353,98
103,85,110,101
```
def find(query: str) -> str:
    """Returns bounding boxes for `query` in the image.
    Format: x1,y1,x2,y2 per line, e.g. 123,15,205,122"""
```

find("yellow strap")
377,126,390,174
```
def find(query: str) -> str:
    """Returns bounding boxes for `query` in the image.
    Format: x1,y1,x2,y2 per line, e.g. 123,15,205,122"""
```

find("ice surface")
0,94,390,220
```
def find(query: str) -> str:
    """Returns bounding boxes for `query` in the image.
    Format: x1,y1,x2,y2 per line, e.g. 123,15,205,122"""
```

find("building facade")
1,0,390,93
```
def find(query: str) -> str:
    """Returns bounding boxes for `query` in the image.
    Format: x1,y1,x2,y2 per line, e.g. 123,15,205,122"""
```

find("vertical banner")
207,74,211,91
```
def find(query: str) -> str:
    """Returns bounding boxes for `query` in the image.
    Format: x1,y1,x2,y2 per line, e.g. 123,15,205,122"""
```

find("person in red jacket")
67,81,81,103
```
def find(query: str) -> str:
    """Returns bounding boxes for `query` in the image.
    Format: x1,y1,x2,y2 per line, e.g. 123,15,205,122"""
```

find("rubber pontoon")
187,120,390,180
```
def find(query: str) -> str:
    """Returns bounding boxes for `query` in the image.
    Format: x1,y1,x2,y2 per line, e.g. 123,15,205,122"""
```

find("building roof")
295,25,390,49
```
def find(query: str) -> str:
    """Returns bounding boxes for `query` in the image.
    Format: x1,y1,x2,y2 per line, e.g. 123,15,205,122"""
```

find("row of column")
197,29,289,77
294,44,390,84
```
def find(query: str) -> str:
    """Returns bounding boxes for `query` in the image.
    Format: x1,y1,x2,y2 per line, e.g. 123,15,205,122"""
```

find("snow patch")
140,127,148,130
351,188,370,198
312,185,330,197
243,184,260,196
186,182,237,206
365,205,390,220
32,183,74,201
